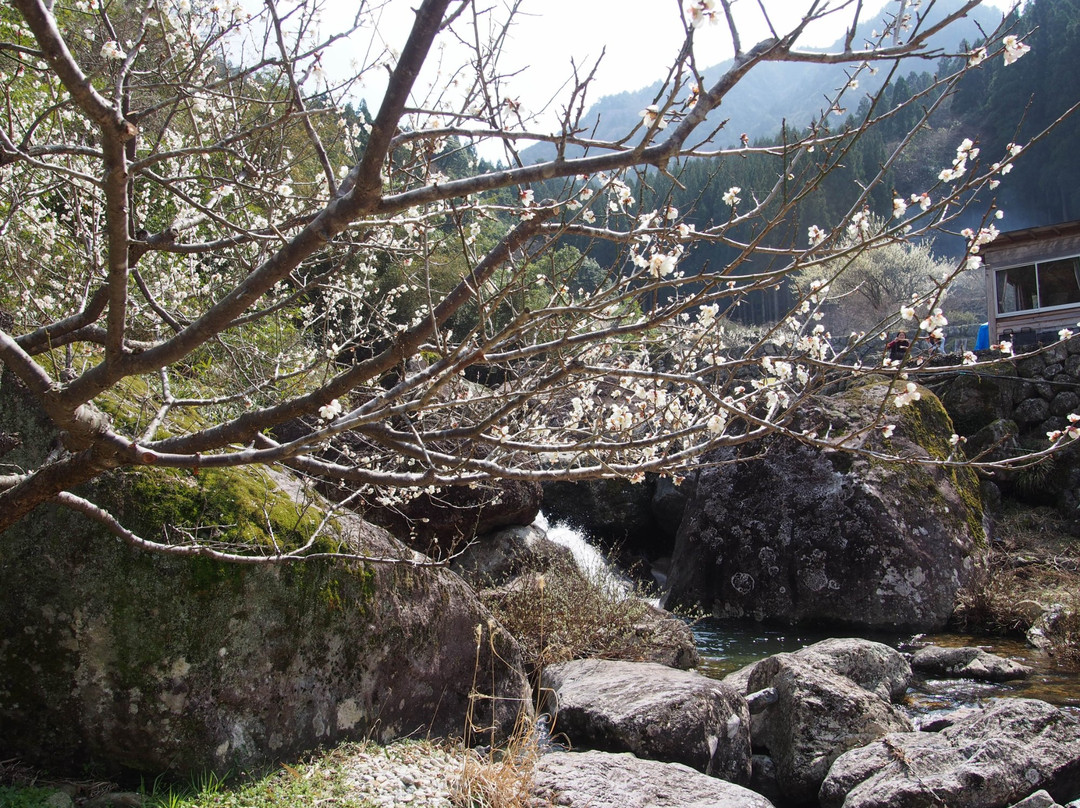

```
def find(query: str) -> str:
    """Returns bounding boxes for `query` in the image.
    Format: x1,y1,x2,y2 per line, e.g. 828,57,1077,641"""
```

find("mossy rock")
664,380,985,631
0,374,530,778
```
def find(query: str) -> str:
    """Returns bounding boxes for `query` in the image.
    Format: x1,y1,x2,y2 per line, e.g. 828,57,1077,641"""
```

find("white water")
532,512,632,598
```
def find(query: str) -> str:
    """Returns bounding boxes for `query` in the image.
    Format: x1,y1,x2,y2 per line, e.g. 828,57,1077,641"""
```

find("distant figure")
886,331,911,362
926,333,944,356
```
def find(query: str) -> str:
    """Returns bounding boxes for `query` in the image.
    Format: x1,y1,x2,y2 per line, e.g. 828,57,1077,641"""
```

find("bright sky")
322,0,1017,145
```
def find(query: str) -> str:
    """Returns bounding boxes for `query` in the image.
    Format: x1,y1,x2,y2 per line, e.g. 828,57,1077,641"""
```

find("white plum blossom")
698,303,719,328
705,411,728,434
581,209,596,224
995,340,1014,356
648,252,678,278
319,398,343,421
910,192,932,211
807,224,827,246
892,197,907,218
1003,35,1031,65
900,305,916,320
968,46,988,66
881,424,896,438
722,186,741,207
919,308,948,332
605,404,634,432
640,104,667,129
1060,328,1075,341
963,351,978,365
893,381,922,408
100,40,127,60
686,0,717,28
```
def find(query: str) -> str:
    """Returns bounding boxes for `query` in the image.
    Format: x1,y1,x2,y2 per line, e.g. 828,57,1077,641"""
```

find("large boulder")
0,492,531,777
910,644,1032,682
733,640,915,804
0,372,530,776
530,750,776,808
540,659,751,782
663,380,985,631
820,698,1080,808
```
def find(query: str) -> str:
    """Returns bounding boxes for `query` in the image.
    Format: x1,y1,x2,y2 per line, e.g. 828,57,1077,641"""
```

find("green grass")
0,785,60,808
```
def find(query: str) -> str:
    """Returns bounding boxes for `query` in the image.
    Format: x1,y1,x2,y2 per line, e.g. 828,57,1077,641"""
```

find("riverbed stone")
530,750,776,808
1008,791,1061,808
663,380,984,631
540,659,750,782
819,698,1080,808
742,646,914,804
450,524,573,587
910,644,1031,682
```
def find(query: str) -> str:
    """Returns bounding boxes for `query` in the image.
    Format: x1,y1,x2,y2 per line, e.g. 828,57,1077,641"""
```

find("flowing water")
692,619,1080,718
536,514,1080,716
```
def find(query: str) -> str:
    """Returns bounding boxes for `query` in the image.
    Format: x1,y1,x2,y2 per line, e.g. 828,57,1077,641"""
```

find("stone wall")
935,337,1080,524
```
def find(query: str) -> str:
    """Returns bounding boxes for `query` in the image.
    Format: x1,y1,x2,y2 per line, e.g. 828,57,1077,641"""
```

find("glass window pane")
1037,257,1080,308
996,265,1037,313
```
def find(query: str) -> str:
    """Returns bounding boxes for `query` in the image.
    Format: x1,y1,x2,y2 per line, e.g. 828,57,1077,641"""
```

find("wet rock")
540,659,750,782
530,750,776,808
541,478,665,558
910,644,1031,682
820,698,1080,808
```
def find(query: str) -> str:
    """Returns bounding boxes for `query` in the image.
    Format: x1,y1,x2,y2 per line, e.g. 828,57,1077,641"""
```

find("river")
538,514,1080,717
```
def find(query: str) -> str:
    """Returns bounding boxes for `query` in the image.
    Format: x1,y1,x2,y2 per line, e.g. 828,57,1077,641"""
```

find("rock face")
663,380,984,631
0,488,530,777
530,750,776,808
540,659,751,783
820,698,1080,808
730,639,914,804
911,644,1032,682
450,524,574,588
358,477,543,556
541,477,674,559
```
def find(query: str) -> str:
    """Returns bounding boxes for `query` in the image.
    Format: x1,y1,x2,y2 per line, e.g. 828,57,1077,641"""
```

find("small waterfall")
532,512,634,599
532,511,608,579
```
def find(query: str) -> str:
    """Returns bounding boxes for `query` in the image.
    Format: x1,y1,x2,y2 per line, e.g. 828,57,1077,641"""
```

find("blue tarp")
975,323,990,351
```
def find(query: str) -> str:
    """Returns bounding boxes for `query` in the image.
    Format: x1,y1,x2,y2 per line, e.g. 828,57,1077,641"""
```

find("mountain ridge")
519,0,1004,164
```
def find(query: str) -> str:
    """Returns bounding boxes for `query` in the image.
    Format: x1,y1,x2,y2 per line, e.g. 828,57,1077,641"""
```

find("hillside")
519,0,1004,164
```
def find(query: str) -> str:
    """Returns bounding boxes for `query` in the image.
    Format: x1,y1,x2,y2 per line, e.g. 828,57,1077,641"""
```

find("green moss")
108,465,333,554
851,379,986,546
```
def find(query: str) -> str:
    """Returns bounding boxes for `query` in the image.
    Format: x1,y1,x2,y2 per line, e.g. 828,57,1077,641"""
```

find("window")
996,255,1080,314
996,264,1036,313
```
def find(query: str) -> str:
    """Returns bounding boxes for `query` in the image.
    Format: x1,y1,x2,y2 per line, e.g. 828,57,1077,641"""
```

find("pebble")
341,742,465,807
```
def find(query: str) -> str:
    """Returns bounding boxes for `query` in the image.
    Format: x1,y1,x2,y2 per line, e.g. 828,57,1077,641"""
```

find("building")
983,219,1080,347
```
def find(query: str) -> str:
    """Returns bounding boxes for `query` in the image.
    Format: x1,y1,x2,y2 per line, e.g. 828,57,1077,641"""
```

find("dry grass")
479,554,655,678
954,504,1080,668
452,713,543,808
